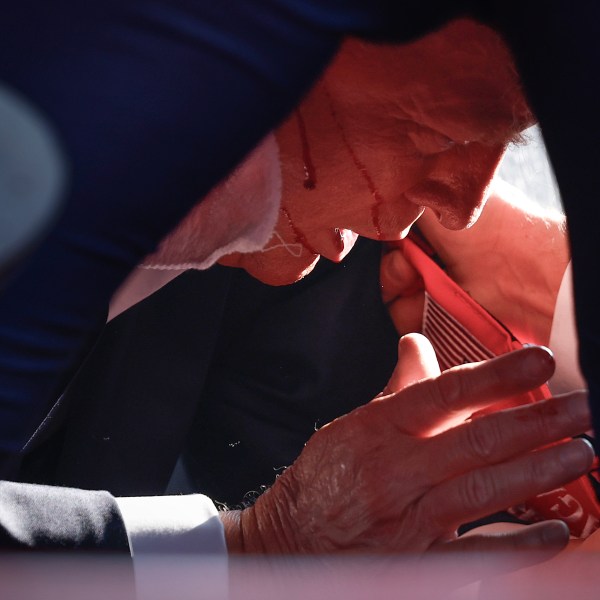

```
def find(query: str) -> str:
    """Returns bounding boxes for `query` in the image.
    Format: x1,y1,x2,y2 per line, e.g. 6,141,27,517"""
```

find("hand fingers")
387,295,425,336
419,438,595,535
381,334,441,395
380,247,422,304
380,248,425,335
452,521,570,553
379,345,555,436
425,521,570,587
420,391,591,484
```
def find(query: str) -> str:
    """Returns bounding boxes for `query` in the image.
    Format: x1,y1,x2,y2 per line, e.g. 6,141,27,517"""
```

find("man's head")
221,19,533,285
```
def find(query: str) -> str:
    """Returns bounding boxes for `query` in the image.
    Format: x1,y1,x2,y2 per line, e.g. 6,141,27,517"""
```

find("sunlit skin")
222,336,594,557
219,19,533,285
142,19,591,561
381,184,570,346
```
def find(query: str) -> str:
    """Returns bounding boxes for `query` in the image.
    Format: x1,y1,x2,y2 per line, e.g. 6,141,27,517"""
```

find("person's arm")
115,340,590,561
0,339,592,600
547,262,586,394
0,481,228,599
220,339,591,555
4,341,592,558
0,480,129,551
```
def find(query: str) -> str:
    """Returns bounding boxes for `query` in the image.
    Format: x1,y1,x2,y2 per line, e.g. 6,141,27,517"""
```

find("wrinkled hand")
381,181,569,345
223,336,593,555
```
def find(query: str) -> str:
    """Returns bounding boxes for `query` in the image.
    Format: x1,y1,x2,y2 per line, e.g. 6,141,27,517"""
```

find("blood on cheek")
324,89,385,239
295,109,317,190
279,206,320,257
294,108,381,250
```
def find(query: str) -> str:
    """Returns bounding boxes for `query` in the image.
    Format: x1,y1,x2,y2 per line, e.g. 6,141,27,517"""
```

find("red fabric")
400,236,600,538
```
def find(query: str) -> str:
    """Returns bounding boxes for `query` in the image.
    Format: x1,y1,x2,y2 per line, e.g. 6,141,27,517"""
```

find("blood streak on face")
220,19,533,286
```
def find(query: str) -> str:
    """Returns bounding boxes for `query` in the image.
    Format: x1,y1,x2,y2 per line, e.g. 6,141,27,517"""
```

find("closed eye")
407,129,456,155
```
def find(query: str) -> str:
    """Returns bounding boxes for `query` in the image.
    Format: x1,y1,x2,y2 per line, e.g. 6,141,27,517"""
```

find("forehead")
326,19,533,145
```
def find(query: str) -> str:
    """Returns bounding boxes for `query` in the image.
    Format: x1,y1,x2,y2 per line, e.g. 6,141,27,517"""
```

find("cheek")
337,155,434,239
340,184,427,241
369,196,425,240
443,144,500,189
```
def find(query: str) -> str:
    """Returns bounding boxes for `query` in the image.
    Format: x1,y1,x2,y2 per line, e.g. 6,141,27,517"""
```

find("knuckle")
511,401,563,448
464,418,500,464
527,403,559,442
428,370,468,413
526,451,552,487
435,361,493,412
459,469,496,512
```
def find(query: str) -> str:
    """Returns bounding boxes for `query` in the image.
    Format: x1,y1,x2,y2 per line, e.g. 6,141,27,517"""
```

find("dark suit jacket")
20,237,397,502
2,238,396,553
0,480,128,552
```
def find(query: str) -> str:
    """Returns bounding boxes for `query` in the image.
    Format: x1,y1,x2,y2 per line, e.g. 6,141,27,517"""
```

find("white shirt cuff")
116,494,228,600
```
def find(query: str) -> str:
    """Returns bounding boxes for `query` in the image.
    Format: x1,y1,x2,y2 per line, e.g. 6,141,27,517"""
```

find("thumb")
382,333,441,395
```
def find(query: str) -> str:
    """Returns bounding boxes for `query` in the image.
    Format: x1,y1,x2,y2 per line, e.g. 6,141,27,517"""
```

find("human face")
219,20,533,285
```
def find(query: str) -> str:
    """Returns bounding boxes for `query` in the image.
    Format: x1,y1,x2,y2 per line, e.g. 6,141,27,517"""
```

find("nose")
409,142,506,230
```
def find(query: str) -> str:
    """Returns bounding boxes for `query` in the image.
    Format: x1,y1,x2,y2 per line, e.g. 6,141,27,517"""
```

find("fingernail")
559,439,594,472
523,344,553,354
540,521,570,547
520,346,554,379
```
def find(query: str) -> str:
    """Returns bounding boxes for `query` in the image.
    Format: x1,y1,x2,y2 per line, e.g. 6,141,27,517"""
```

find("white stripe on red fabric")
422,292,495,371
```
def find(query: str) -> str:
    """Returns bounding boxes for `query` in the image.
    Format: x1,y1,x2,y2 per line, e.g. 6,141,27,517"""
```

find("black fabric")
22,266,233,496
488,1,600,438
184,238,398,505
20,238,398,506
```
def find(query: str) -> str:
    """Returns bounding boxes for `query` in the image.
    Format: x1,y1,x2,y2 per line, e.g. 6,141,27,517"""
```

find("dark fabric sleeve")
0,480,129,552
